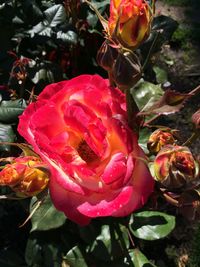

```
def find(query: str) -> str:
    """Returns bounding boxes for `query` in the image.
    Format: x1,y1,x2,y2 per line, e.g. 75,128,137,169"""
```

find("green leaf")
25,238,43,266
152,15,178,44
140,15,178,56
64,246,88,267
87,0,110,28
129,211,175,240
0,99,26,122
25,236,62,267
89,224,129,262
131,80,164,111
29,4,66,37
140,90,191,116
153,66,168,84
0,123,15,151
17,0,43,26
57,30,78,45
30,195,66,232
138,128,151,154
127,249,157,267
90,0,110,9
89,225,112,262
29,61,63,84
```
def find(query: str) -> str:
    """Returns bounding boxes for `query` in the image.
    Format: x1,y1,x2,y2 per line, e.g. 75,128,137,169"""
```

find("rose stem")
126,87,141,134
142,30,161,71
182,130,200,147
143,114,161,126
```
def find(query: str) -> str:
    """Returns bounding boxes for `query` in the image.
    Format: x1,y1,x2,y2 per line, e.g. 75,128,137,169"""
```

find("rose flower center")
77,140,99,163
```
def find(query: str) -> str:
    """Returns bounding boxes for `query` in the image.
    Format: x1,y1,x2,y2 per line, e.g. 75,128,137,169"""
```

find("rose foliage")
18,74,154,225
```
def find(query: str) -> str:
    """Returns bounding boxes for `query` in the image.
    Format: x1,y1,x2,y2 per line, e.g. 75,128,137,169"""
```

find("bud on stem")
112,51,142,91
96,40,119,72
0,156,49,197
154,145,200,190
147,128,177,155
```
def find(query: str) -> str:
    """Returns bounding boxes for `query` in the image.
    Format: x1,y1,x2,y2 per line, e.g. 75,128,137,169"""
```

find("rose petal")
77,186,134,217
101,153,127,185
50,177,91,225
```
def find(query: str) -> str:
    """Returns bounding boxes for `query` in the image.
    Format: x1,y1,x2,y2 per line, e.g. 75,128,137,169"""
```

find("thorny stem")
108,71,115,87
113,223,134,266
182,130,200,147
19,199,44,227
189,84,200,96
162,192,179,207
127,228,135,248
142,30,161,71
143,114,160,126
126,88,140,133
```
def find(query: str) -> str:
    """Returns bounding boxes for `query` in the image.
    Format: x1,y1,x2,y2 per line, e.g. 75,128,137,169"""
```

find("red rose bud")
154,145,200,190
147,129,177,155
96,40,119,71
0,156,49,197
192,109,200,129
112,51,142,91
108,0,152,49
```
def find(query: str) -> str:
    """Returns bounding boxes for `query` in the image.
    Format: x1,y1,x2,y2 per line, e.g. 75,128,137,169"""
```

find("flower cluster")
0,156,49,197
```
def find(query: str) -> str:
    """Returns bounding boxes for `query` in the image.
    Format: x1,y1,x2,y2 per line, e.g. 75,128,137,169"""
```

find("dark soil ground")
155,0,200,156
151,1,200,266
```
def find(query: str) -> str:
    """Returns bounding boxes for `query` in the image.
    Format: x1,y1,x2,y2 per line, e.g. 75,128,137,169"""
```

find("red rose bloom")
18,75,154,225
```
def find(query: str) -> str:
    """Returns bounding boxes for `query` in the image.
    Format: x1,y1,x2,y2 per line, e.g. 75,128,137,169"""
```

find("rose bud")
192,109,200,129
112,51,142,91
154,145,200,190
108,0,152,49
96,40,119,71
0,156,49,197
147,128,177,155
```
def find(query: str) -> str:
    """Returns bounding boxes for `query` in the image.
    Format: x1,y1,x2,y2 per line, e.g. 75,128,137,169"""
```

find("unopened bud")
154,145,200,190
0,156,49,197
192,109,200,129
147,128,177,155
96,40,119,71
112,51,142,91
108,0,153,49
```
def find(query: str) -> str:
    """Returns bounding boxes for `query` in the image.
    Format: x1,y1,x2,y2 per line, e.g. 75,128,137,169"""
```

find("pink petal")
77,186,134,217
31,105,66,139
129,146,155,203
38,80,68,101
101,153,127,185
50,177,91,225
